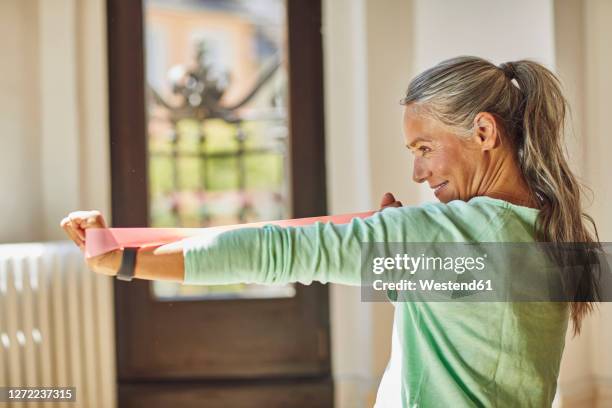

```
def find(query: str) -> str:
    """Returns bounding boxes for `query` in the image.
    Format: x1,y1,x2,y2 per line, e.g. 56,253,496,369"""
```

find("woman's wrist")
86,249,123,276
84,245,185,282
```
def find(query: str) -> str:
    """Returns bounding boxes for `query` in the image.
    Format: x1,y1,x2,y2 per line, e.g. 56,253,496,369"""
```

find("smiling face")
403,104,486,203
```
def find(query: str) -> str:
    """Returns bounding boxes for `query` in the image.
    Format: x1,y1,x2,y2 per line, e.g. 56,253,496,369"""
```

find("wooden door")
106,0,333,406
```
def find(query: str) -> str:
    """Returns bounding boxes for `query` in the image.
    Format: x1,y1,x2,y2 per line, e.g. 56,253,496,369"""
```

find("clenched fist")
60,211,119,276
379,192,403,211
60,210,107,250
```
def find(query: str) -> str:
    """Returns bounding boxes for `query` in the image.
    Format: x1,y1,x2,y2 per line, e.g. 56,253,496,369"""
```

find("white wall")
0,0,111,244
0,0,116,406
363,2,415,401
322,1,374,405
580,0,612,405
553,1,592,405
412,0,556,202
0,0,43,243
413,0,555,72
553,1,612,406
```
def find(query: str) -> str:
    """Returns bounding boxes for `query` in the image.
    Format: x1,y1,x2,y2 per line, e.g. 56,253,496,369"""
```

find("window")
143,0,295,300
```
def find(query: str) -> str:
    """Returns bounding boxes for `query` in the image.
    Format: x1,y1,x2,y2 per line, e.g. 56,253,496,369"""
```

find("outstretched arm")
63,215,375,286
60,192,407,285
180,191,404,285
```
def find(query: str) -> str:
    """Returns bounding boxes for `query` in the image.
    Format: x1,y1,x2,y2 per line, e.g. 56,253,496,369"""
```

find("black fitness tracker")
116,247,139,282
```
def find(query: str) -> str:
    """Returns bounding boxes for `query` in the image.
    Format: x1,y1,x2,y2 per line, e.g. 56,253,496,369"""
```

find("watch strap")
116,247,139,281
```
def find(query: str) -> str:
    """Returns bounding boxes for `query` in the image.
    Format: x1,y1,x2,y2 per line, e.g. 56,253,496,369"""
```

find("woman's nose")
412,158,431,183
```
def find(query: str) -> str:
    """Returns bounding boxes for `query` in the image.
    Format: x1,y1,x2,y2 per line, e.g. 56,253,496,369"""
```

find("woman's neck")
477,150,539,209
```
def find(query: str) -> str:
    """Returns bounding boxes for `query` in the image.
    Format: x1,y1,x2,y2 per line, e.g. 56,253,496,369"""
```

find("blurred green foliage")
149,118,284,227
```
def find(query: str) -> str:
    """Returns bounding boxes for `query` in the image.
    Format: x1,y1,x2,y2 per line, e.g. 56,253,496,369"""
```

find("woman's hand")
60,210,106,249
379,192,403,211
60,211,120,276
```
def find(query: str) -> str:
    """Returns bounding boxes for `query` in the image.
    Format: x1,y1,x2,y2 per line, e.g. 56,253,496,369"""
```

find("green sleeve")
182,206,432,287
181,199,509,287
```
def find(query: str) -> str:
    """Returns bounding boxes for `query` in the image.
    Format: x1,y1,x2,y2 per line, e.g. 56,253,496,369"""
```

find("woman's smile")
431,181,449,196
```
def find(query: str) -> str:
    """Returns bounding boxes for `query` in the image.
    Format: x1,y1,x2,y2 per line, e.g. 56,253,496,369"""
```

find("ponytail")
500,60,600,334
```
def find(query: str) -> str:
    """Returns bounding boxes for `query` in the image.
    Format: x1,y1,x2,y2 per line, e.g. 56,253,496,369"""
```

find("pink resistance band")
84,211,376,258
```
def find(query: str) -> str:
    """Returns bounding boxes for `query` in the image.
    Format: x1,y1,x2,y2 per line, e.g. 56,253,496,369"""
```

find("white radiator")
0,242,116,407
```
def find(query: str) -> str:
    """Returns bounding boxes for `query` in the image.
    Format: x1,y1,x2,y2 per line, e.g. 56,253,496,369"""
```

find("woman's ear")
473,112,500,151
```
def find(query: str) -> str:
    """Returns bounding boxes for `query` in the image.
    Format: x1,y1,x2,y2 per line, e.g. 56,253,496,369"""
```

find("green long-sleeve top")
183,196,568,407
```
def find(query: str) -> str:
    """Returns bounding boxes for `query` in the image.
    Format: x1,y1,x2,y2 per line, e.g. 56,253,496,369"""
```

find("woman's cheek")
429,151,453,179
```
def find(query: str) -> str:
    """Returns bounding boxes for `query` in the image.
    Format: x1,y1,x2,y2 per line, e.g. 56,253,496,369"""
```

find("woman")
62,56,599,407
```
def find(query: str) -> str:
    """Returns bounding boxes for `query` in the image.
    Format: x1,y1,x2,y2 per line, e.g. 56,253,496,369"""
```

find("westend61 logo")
371,253,487,275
